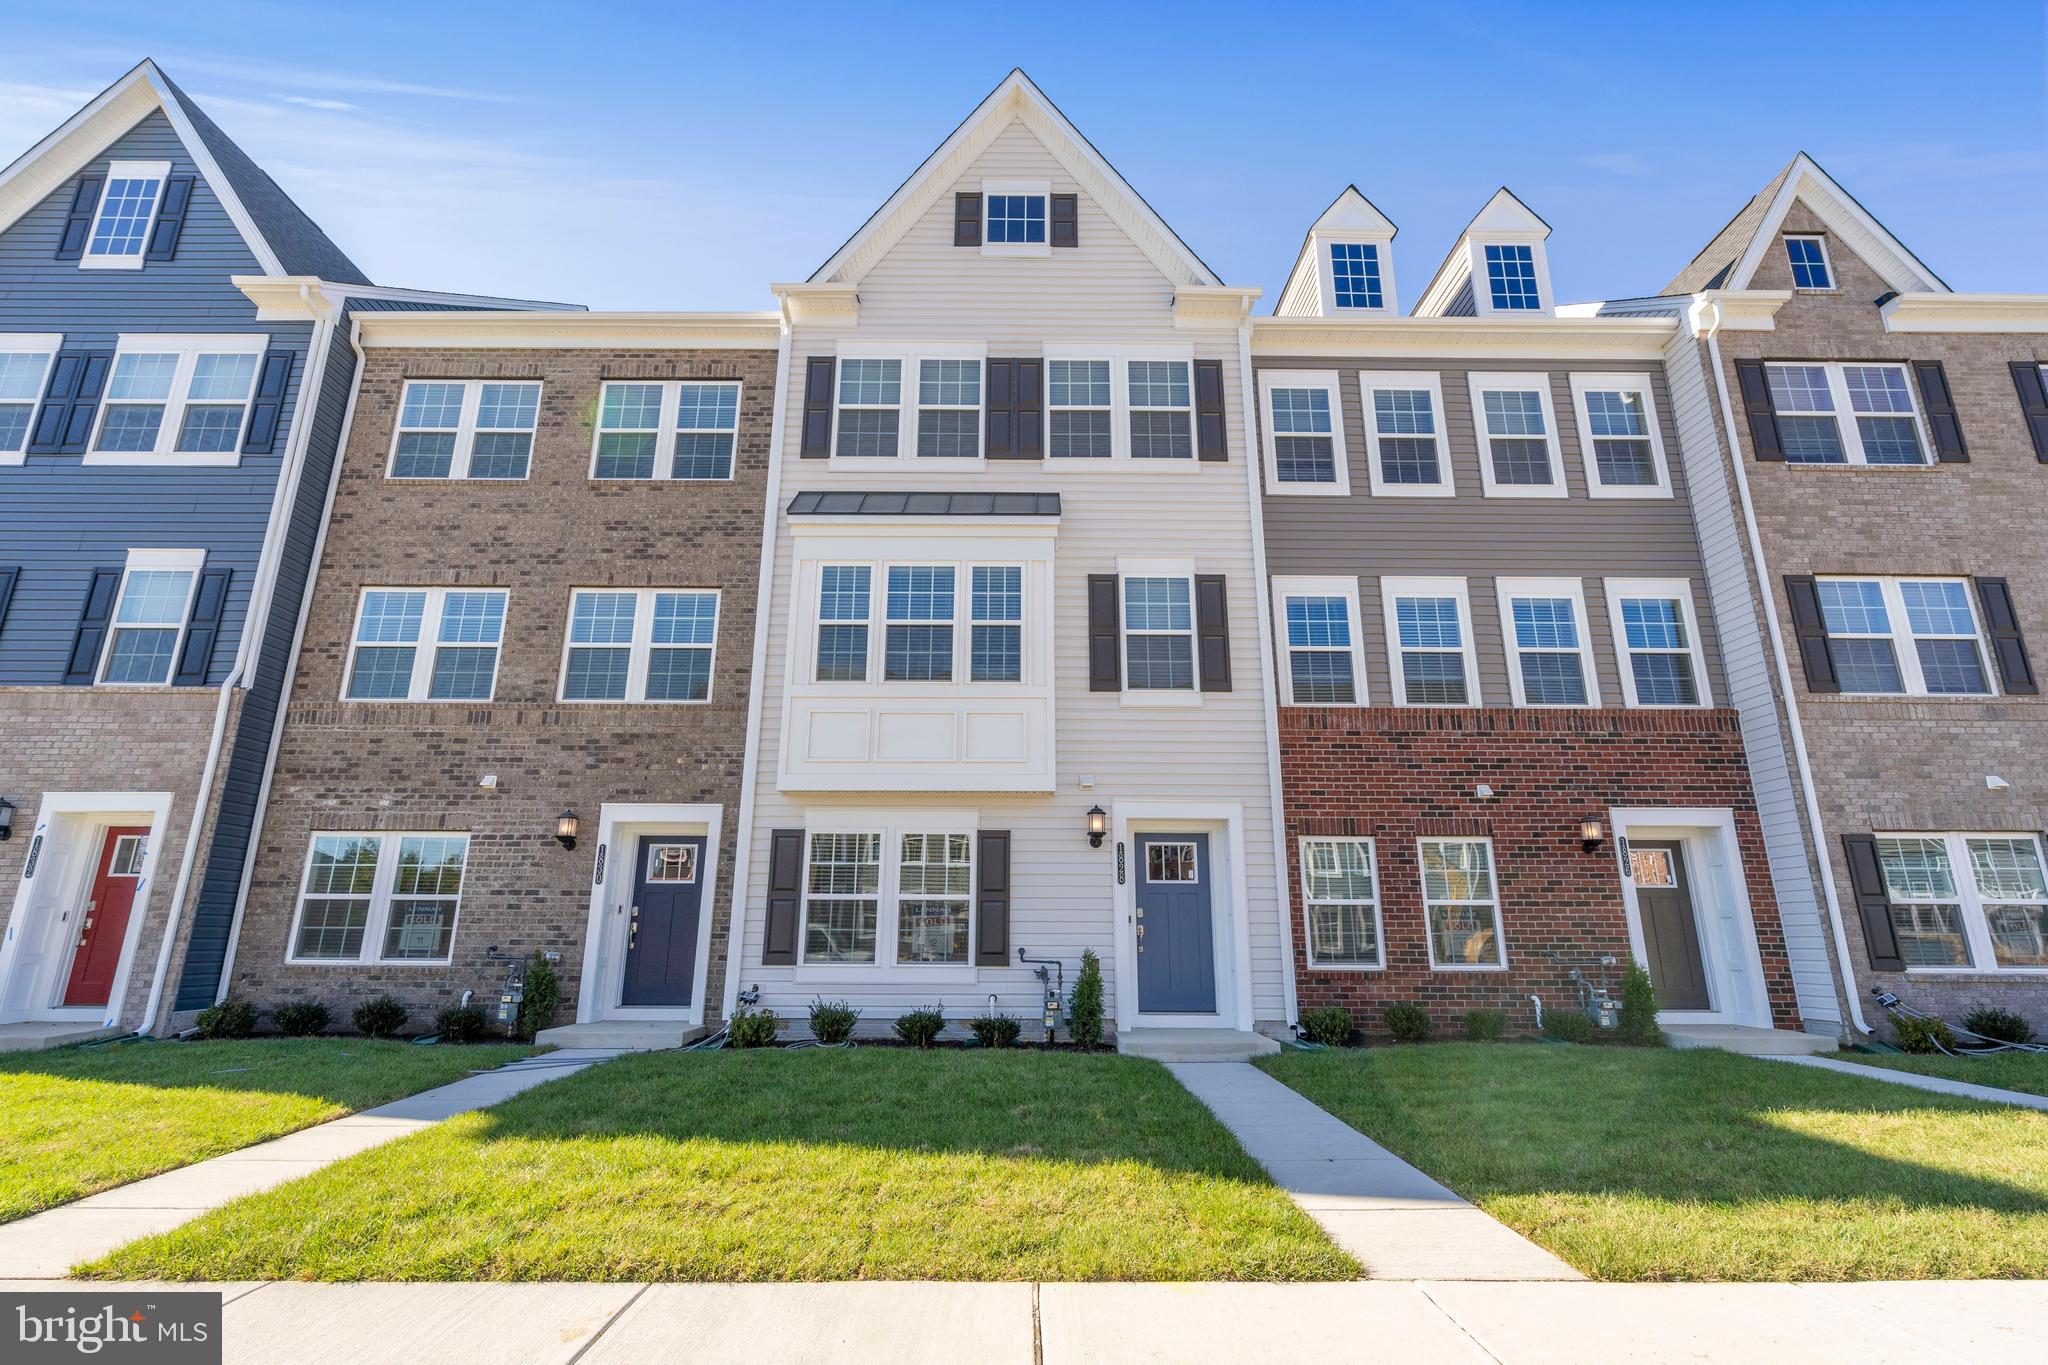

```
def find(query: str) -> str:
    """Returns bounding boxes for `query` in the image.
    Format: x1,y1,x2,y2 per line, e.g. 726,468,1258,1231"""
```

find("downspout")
1700,300,1870,1036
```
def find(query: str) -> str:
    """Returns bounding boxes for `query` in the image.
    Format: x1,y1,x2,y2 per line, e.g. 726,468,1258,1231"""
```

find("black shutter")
1195,573,1232,692
1975,577,2037,695
1912,361,1967,462
1194,359,1227,462
28,350,113,454
1783,575,1839,693
799,357,834,459
1734,360,1783,461
63,568,122,685
55,176,102,260
763,828,805,964
975,830,1011,967
144,175,195,261
2011,361,2048,461
954,192,982,247
1087,574,1121,692
1842,834,1905,972
1050,194,1078,248
241,349,294,454
0,567,17,633
172,569,231,686
985,358,1042,460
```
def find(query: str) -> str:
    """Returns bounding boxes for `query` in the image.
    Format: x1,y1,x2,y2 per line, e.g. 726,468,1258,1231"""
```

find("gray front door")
622,836,705,1007
1135,833,1217,1014
1632,840,1710,1011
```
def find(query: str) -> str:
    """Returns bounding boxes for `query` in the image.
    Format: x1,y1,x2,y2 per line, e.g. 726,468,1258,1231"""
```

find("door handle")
629,905,640,951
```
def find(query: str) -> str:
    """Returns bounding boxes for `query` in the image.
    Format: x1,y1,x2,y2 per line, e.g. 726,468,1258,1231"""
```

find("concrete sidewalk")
1766,1052,2048,1110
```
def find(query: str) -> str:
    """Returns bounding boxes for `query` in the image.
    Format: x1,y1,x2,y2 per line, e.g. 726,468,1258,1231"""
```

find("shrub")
1068,949,1105,1049
808,998,860,1045
969,1014,1023,1048
1891,1011,1957,1055
517,952,561,1041
272,999,330,1037
1298,1006,1353,1047
352,995,408,1040
1962,1006,2036,1047
194,1000,257,1040
1543,1009,1598,1044
1381,1002,1431,1043
894,1006,947,1049
1463,1008,1508,1042
727,1006,779,1049
436,1004,489,1044
1616,962,1664,1047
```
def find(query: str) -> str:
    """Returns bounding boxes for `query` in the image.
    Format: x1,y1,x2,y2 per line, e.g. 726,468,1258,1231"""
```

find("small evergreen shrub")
1463,1008,1508,1042
1068,949,1105,1049
436,1005,489,1043
1381,1002,1431,1043
1616,962,1664,1047
1891,1011,1956,1054
517,952,561,1041
1543,1009,1598,1044
969,1014,1023,1048
894,1005,947,1049
1298,1006,1353,1047
352,995,408,1040
273,999,330,1037
727,1006,779,1048
1961,1006,2036,1046
194,1000,258,1040
808,998,860,1045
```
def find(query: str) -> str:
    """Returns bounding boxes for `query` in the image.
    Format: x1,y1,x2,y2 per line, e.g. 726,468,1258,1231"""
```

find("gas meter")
495,960,525,1027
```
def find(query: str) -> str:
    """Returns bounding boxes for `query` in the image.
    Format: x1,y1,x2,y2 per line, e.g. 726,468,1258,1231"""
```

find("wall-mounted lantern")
1086,806,1107,849
0,797,14,841
1579,815,1606,854
555,810,580,851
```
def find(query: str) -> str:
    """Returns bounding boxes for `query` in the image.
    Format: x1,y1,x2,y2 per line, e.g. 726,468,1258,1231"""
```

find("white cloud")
279,95,358,112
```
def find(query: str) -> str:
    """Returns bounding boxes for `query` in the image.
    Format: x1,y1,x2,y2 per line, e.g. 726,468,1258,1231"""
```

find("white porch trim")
1109,800,1254,1032
573,802,724,1028
1608,805,1772,1029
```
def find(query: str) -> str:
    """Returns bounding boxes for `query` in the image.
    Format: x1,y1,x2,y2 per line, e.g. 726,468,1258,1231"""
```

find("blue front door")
1135,833,1217,1014
622,836,705,1007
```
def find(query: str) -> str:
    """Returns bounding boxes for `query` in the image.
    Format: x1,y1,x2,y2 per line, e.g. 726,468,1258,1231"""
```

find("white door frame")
1609,806,1772,1028
1110,800,1254,1031
0,791,174,1030
574,801,724,1027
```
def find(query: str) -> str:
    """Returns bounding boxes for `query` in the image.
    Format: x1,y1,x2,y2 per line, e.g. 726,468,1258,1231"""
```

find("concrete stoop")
1116,1028,1282,1063
1662,1024,1838,1055
535,1020,707,1051
0,1022,121,1053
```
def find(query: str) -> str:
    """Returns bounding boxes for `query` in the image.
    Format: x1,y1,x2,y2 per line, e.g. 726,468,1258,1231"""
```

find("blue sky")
6,2,2044,309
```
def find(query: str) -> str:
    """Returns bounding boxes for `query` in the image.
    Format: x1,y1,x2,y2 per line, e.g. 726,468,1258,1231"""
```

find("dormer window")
81,161,169,269
1484,244,1541,310
1785,235,1832,290
987,194,1045,244
1330,243,1383,309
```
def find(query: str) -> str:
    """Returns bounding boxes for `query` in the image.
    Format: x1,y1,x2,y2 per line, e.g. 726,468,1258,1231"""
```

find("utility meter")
495,961,525,1026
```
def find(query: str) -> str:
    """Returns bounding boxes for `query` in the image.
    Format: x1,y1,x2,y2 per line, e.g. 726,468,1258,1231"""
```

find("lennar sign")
3,1293,220,1363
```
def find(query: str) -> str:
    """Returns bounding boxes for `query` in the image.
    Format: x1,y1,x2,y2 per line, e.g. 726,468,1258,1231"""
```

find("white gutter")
1701,302,1870,1036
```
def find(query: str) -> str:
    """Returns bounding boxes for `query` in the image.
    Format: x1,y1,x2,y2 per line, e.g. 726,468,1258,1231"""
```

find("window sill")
1479,485,1569,500
79,256,147,271
0,451,23,467
1900,967,2048,978
82,451,243,468
1427,962,1508,972
1119,691,1204,708
285,957,457,969
793,965,979,985
1584,486,1675,501
1307,961,1386,973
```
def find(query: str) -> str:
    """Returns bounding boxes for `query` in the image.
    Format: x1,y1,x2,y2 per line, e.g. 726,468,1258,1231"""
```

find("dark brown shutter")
799,357,834,459
0,567,17,633
1194,359,1227,462
1195,573,1232,692
241,349,294,454
975,830,1011,966
2011,361,2048,461
55,176,102,260
1842,834,1905,972
1912,361,1967,462
762,828,805,964
953,192,982,247
144,175,195,261
1734,359,1783,461
1087,573,1121,692
1783,575,1839,693
63,568,122,685
1975,577,2037,695
172,569,231,686
985,358,1043,459
1050,194,1078,248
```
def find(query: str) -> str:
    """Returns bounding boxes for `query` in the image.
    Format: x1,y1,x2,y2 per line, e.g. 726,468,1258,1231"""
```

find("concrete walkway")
1166,1061,1579,1281
1766,1052,2048,1111
0,1049,621,1278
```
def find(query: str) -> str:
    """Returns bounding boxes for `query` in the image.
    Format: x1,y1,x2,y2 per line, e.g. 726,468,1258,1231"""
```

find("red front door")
63,827,148,1008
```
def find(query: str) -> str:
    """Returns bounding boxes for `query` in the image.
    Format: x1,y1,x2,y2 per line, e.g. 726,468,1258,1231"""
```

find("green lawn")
88,1049,1354,1283
1835,1049,2048,1098
1260,1042,2048,1281
0,1039,537,1224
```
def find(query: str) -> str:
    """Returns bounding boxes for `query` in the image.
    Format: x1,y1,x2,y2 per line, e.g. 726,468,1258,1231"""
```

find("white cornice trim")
774,282,861,327
1174,285,1261,329
352,310,781,349
1881,293,2048,333
1686,290,1791,332
234,277,586,321
1251,315,1676,359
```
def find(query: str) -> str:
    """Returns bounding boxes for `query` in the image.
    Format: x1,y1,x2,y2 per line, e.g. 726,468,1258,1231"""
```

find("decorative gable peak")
1276,186,1400,317
1414,187,1554,319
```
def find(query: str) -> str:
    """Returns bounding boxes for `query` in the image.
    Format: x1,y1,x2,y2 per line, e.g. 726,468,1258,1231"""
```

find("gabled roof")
1275,185,1397,311
806,68,1221,289
1413,187,1549,317
1660,152,1947,297
0,59,368,283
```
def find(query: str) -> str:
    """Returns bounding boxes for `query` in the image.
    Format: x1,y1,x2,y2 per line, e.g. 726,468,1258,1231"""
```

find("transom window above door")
390,379,541,479
592,380,740,479
343,587,508,702
90,336,270,466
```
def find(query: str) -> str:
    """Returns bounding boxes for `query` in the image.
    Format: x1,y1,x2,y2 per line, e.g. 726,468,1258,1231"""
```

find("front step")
1116,1027,1281,1063
0,1022,121,1053
1663,1023,1838,1056
535,1020,707,1051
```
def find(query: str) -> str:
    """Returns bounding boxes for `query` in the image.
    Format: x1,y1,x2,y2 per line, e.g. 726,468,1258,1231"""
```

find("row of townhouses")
2,64,2043,1055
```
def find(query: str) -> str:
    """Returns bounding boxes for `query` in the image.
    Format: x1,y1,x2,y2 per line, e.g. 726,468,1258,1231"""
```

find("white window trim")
1496,576,1601,708
284,831,469,967
1299,835,1385,971
911,359,984,460
1383,575,1482,708
1420,835,1507,970
1259,369,1349,495
796,811,980,981
1569,372,1673,499
1271,575,1368,707
1467,236,1553,316
1468,372,1566,498
1038,344,1202,469
1766,361,1933,467
341,586,509,703
979,178,1051,257
0,335,61,464
84,334,268,468
1878,831,2048,975
557,587,720,704
385,378,542,481
1124,353,1200,465
1815,575,1996,698
1045,356,1115,461
1784,234,1834,291
585,378,740,482
1603,578,1713,709
1317,235,1398,315
1118,556,1202,707
806,559,1032,689
79,160,170,271
95,548,205,687
1360,370,1454,497
829,342,987,464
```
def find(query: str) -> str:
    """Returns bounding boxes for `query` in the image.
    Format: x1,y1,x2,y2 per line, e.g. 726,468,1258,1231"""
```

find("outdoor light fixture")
0,797,14,841
1580,816,1606,853
555,810,580,851
1086,806,1107,849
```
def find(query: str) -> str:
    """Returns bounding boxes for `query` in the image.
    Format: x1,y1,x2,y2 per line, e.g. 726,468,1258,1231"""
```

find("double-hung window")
1483,244,1541,310
1384,577,1479,706
1301,837,1383,968
834,359,903,457
1123,575,1196,690
343,588,508,702
289,832,468,965
1421,837,1505,968
560,588,719,702
1875,833,2048,972
1260,370,1345,490
812,562,1026,686
90,336,267,464
1127,360,1194,459
1570,374,1671,496
916,360,981,458
1330,242,1384,309
1764,363,1929,465
1469,373,1564,495
1360,372,1451,495
815,566,872,681
1813,576,1992,696
0,339,58,461
800,825,979,969
1273,576,1366,705
801,831,883,964
885,566,956,681
81,161,168,269
1048,359,1113,458
970,566,1022,682
390,379,541,479
1784,236,1832,290
1497,578,1597,706
592,380,740,479
99,550,203,685
1605,579,1710,707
